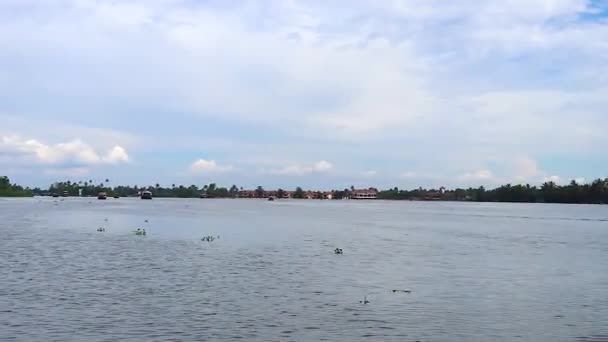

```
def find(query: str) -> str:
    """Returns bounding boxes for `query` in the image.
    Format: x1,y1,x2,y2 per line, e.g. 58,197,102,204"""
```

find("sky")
1,0,607,190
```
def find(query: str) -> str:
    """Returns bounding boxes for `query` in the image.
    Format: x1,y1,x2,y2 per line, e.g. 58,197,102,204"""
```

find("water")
1,197,607,341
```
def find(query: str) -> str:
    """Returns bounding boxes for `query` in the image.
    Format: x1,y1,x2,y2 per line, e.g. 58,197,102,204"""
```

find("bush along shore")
0,176,33,197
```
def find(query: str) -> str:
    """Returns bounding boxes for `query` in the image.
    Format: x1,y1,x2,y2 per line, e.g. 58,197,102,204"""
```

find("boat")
97,192,107,200
268,196,275,201
140,190,152,200
51,193,59,198
113,195,120,199
61,191,69,197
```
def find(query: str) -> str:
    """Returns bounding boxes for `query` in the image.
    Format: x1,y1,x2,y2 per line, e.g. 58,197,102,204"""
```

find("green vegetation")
378,179,608,204
277,188,286,199
0,176,32,197
293,187,305,199
44,181,240,198
254,186,265,198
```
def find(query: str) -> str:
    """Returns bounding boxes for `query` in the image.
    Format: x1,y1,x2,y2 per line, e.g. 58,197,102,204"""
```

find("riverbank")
5,175,608,204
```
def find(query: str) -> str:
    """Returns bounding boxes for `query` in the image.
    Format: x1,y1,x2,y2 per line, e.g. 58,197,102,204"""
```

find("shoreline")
6,195,606,205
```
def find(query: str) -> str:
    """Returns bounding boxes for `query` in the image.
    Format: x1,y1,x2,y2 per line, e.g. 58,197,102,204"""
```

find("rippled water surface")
1,197,608,341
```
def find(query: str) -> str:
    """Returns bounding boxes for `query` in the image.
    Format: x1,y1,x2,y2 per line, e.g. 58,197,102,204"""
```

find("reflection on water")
1,198,607,341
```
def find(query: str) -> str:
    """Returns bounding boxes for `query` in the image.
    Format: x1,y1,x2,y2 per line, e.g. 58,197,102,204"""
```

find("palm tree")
293,187,304,199
255,186,265,198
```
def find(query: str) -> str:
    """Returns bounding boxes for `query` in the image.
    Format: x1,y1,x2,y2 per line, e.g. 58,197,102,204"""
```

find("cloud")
0,135,129,166
513,156,541,181
400,172,418,179
542,175,589,185
44,167,91,177
459,169,495,182
363,170,377,177
1,1,607,186
269,160,334,176
543,175,562,184
313,160,333,172
189,159,233,174
104,146,129,164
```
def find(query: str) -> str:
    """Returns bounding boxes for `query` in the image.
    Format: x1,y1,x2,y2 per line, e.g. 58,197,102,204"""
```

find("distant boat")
113,195,120,199
97,192,107,200
51,193,59,198
268,196,275,201
140,191,152,200
61,191,69,197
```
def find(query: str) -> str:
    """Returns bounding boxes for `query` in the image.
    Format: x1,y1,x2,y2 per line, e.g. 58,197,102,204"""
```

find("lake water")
1,197,607,341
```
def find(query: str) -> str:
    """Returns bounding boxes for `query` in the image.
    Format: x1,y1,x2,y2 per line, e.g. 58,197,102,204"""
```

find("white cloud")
104,146,129,164
543,175,562,184
459,169,495,182
400,172,418,179
0,135,130,166
313,160,333,172
189,159,233,174
269,160,334,176
44,167,91,177
363,170,377,177
542,175,588,185
1,1,607,185
513,156,541,181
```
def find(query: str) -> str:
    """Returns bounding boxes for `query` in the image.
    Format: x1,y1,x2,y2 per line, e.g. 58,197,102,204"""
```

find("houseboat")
350,188,378,200
140,190,153,200
97,192,107,200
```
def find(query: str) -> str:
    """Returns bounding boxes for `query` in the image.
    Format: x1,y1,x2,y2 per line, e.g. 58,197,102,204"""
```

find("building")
238,190,258,198
423,187,446,201
351,188,378,199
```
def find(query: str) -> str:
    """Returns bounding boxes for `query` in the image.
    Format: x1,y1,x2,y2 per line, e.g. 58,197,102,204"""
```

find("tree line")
1,176,608,204
0,176,31,197
377,179,608,204
44,180,242,198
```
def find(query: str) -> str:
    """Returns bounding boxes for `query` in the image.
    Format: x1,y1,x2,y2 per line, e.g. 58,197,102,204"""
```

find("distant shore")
2,176,608,205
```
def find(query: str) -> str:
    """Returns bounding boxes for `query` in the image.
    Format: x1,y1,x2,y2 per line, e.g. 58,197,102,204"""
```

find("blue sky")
1,0,607,189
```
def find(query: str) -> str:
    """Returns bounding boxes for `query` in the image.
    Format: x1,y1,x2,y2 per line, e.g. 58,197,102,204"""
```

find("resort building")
350,188,378,199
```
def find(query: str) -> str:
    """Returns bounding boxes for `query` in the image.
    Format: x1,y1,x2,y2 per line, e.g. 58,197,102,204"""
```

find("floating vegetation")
391,289,412,293
334,248,343,255
96,227,105,232
134,229,146,236
201,235,216,242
